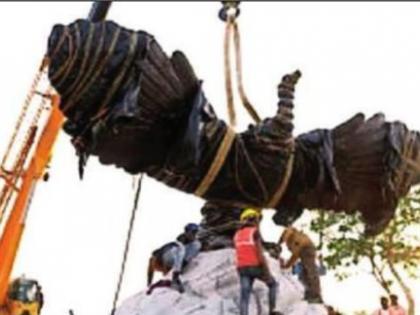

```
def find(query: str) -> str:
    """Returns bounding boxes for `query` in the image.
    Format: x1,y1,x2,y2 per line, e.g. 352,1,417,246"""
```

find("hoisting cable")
196,2,296,207
194,1,261,197
110,174,144,315
220,0,261,126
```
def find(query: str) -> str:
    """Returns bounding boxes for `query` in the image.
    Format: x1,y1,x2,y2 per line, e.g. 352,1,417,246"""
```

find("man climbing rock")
234,208,280,315
147,223,201,293
279,226,323,304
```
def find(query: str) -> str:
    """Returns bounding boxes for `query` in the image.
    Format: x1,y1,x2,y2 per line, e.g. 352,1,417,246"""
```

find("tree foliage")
310,189,420,314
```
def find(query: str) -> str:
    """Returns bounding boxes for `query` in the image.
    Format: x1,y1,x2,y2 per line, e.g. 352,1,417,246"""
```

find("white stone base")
116,249,327,315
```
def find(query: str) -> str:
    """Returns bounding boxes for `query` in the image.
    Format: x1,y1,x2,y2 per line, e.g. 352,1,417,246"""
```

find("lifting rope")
194,1,258,197
110,174,144,315
196,1,295,209
221,0,261,126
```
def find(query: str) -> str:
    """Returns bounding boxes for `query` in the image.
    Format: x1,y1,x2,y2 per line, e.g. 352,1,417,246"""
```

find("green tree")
310,190,420,315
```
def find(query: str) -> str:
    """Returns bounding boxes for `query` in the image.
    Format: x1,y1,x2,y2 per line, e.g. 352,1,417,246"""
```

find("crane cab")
5,277,43,315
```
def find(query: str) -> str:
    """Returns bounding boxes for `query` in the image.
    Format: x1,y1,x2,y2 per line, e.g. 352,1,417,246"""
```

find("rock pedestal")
116,249,327,315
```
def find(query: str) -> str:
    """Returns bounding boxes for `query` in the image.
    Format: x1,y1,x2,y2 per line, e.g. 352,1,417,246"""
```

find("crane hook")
218,0,241,22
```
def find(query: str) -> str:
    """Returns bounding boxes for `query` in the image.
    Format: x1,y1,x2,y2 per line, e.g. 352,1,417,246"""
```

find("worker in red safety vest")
234,208,281,315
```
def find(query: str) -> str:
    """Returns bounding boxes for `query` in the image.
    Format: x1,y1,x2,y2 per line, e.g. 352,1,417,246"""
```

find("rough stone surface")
116,249,327,315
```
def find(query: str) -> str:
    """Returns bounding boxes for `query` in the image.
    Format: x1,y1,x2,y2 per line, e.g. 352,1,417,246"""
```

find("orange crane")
0,3,112,314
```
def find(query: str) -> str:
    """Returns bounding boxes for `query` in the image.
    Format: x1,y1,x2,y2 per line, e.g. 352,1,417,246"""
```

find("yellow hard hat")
240,208,262,222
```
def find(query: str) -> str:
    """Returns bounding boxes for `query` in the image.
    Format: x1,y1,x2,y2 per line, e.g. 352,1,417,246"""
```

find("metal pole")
88,1,112,22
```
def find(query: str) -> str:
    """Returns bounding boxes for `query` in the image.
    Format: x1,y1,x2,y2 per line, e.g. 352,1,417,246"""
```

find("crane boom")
0,1,113,310
0,97,63,305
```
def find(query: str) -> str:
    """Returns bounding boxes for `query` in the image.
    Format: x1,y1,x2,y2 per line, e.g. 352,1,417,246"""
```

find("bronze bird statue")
46,19,420,235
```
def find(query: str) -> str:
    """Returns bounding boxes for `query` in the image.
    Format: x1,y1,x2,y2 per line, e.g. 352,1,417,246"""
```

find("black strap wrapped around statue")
47,19,420,236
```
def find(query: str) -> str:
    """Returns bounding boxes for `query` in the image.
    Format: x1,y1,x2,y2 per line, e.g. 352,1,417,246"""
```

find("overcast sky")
0,2,419,315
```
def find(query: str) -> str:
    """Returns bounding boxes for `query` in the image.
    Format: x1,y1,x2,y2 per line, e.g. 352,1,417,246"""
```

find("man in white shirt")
389,294,407,315
372,297,390,315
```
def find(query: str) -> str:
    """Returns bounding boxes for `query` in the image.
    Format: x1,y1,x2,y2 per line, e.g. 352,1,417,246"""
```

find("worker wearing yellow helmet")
239,208,262,222
234,208,281,315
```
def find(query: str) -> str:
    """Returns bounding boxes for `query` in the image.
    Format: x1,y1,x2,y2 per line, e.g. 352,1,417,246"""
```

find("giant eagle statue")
46,19,420,235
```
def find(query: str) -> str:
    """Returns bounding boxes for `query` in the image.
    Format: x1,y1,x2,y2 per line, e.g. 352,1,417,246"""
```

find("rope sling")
195,1,295,210
194,1,258,197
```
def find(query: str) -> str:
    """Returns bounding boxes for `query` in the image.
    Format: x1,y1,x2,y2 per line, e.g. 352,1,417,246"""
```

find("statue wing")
47,19,200,173
277,113,420,235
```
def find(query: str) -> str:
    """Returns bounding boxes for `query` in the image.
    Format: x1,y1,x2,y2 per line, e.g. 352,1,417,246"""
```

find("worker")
234,208,280,315
267,244,287,270
147,223,202,293
278,226,323,304
292,253,326,281
176,223,202,266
